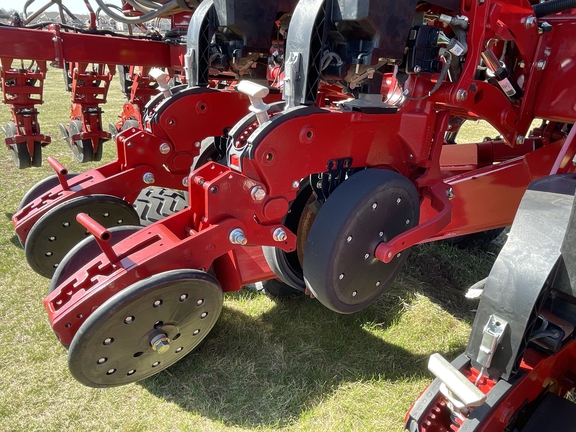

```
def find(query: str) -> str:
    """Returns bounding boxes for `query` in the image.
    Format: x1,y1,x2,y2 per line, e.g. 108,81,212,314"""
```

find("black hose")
533,0,576,18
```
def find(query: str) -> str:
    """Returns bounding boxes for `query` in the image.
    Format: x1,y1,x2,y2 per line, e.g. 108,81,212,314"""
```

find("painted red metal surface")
12,89,280,244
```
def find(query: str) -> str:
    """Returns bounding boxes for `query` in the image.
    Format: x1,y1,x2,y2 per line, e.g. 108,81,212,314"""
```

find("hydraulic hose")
533,0,576,18
94,0,178,24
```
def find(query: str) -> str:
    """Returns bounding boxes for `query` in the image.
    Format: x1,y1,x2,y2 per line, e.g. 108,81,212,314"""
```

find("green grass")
0,66,503,431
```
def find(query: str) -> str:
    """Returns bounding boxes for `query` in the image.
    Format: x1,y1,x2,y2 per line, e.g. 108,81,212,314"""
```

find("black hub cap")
68,269,223,388
303,169,420,314
25,195,140,278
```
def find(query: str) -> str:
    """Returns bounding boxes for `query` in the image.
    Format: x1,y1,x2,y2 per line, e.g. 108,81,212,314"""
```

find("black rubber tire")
444,228,505,249
303,169,420,314
31,141,42,167
49,225,141,294
18,173,79,212
133,187,188,226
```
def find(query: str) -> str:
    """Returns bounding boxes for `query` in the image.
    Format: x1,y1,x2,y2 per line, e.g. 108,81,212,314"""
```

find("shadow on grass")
139,289,465,428
399,237,505,322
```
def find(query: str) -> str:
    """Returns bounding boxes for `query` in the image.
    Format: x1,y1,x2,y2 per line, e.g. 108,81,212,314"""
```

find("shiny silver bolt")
229,228,248,245
456,89,468,102
396,198,402,204
347,235,353,243
182,177,189,187
379,231,384,237
251,186,266,201
273,227,288,242
143,172,155,184
364,253,370,260
372,203,378,210
446,187,455,200
376,281,381,287
524,15,536,29
352,291,357,297
339,273,345,280
159,143,171,154
194,141,201,148
406,219,411,225
414,65,422,73
292,180,300,189
516,135,526,145
536,60,547,71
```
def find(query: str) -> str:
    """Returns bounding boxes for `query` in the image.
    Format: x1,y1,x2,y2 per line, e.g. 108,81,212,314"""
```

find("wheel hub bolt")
150,334,170,354
273,228,287,242
143,172,155,184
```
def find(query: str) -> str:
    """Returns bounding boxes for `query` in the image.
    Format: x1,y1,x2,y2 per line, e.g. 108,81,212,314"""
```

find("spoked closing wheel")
25,195,141,278
303,169,420,314
68,269,223,388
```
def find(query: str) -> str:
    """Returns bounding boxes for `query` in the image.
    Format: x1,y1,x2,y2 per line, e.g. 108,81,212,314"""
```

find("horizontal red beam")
0,26,185,69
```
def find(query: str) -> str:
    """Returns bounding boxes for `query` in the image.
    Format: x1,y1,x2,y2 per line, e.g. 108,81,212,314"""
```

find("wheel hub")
67,269,223,388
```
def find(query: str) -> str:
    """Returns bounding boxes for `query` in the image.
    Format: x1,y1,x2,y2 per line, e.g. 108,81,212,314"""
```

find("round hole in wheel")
103,338,114,346
67,269,223,387
153,300,163,308
106,369,116,375
45,251,53,257
180,294,188,302
200,312,208,319
124,316,134,324
97,357,107,364
25,195,140,279
153,321,163,329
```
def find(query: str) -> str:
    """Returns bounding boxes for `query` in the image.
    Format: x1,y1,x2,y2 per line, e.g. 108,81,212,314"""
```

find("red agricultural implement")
5,3,576,427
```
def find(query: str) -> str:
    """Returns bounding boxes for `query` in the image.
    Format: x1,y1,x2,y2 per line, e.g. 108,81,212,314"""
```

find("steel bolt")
150,334,170,354
414,65,422,73
339,273,345,280
194,141,201,148
518,60,526,69
364,253,370,260
347,235,353,243
524,15,536,29
273,228,288,242
456,89,468,102
516,135,526,145
446,187,455,200
372,203,378,210
536,60,547,71
182,177,189,187
292,180,300,189
143,172,155,184
229,228,248,245
251,186,266,201
159,143,171,154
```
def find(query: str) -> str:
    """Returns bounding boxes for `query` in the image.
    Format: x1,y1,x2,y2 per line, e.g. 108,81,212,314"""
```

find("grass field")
0,67,504,431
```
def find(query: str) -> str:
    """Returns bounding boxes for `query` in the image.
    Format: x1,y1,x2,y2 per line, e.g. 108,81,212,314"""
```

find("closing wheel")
25,195,141,278
49,225,142,294
18,173,79,212
68,120,94,163
303,169,420,314
68,269,223,388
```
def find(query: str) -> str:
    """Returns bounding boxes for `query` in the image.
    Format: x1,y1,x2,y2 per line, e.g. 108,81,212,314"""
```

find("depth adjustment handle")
236,81,270,125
